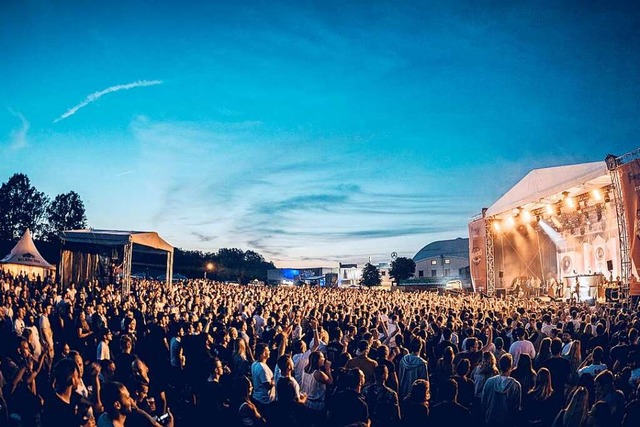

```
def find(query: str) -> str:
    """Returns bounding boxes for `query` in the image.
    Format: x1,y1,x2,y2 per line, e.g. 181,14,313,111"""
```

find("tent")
59,229,174,293
485,161,610,218
0,229,54,278
469,160,618,296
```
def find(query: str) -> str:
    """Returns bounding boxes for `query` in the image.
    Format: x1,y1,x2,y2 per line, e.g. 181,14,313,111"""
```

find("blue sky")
1,1,639,267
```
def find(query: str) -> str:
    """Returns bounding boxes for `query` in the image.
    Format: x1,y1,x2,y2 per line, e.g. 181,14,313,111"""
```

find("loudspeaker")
499,271,504,278
607,260,613,271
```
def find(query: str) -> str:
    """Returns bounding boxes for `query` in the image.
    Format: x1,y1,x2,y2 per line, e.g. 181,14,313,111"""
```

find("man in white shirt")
251,343,275,407
97,330,113,361
39,302,55,358
13,306,26,337
508,327,536,366
578,346,607,379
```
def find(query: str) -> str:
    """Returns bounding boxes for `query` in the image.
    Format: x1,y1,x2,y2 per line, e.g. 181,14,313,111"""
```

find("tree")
360,263,381,287
0,173,49,239
389,257,416,284
44,191,88,240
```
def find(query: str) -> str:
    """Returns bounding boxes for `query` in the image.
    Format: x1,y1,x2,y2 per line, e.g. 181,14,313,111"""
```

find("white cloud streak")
53,80,162,123
7,109,29,150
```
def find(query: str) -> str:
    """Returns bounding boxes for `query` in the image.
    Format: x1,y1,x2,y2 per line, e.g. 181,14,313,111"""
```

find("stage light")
493,221,501,232
566,197,575,209
546,204,554,215
596,208,603,222
604,191,611,203
505,216,515,228
536,214,541,223
556,204,562,216
592,189,602,202
522,210,532,223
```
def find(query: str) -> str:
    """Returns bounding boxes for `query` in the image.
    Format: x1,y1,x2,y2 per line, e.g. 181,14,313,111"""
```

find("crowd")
1,269,640,427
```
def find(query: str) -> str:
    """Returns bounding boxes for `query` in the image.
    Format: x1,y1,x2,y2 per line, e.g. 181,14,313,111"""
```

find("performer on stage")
556,280,564,299
572,280,580,303
547,276,557,298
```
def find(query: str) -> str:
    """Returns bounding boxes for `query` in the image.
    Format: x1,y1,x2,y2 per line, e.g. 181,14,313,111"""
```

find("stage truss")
481,151,640,303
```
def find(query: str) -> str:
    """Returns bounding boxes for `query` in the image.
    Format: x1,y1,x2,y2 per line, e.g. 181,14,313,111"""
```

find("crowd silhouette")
1,269,640,426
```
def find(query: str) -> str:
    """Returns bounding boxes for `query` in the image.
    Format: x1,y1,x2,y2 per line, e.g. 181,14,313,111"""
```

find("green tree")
360,263,381,287
44,191,88,240
0,173,49,239
389,257,416,284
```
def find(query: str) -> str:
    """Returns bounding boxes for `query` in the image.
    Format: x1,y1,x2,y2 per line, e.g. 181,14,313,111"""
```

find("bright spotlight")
522,210,532,223
546,204,554,215
592,189,602,202
505,216,515,228
566,197,575,209
493,221,501,232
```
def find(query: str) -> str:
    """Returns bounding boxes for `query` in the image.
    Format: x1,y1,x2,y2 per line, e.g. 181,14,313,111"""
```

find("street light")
204,262,215,279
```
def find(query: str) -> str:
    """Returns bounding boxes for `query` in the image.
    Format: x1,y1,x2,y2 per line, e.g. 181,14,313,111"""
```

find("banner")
468,218,487,293
619,159,640,274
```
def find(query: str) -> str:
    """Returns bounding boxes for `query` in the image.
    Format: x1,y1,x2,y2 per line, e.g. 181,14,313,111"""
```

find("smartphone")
156,413,170,425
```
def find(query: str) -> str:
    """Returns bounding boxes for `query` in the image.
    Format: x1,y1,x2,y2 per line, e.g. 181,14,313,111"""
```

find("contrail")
54,80,162,123
115,170,135,177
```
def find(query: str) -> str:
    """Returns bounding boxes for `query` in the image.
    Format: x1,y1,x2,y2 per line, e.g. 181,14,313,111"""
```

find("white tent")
0,229,53,277
485,161,611,218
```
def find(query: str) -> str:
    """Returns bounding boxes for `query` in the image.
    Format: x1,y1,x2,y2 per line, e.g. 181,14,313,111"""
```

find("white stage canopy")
485,161,611,218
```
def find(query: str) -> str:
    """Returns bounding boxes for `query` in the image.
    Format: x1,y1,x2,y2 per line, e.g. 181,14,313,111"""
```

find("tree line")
0,173,274,282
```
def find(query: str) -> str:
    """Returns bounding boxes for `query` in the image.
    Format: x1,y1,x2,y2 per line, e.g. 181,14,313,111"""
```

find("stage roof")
485,161,611,218
59,229,173,253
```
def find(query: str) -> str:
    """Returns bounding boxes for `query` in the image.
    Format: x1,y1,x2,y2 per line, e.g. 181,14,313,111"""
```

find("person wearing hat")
508,327,535,367
345,340,378,385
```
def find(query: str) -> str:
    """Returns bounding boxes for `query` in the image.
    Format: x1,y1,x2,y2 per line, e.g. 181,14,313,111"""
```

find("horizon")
2,2,639,268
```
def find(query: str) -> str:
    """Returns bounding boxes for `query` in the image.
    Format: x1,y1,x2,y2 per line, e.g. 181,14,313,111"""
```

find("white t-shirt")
293,350,311,385
508,340,536,366
251,361,275,404
97,341,111,361
578,363,607,378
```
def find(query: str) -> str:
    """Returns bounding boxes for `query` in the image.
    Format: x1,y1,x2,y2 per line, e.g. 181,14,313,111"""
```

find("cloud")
122,117,474,266
7,109,29,150
54,80,162,123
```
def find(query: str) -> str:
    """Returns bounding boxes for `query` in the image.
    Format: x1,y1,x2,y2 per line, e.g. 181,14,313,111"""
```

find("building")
403,237,471,290
338,262,392,288
268,261,392,288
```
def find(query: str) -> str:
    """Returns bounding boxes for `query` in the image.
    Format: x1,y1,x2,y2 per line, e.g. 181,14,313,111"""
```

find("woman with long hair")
231,337,253,380
524,368,558,427
269,377,312,427
472,351,499,400
74,309,94,362
551,386,590,427
512,354,537,393
567,340,582,385
400,379,430,426
535,337,552,370
300,351,332,412
231,375,266,426
434,346,455,401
